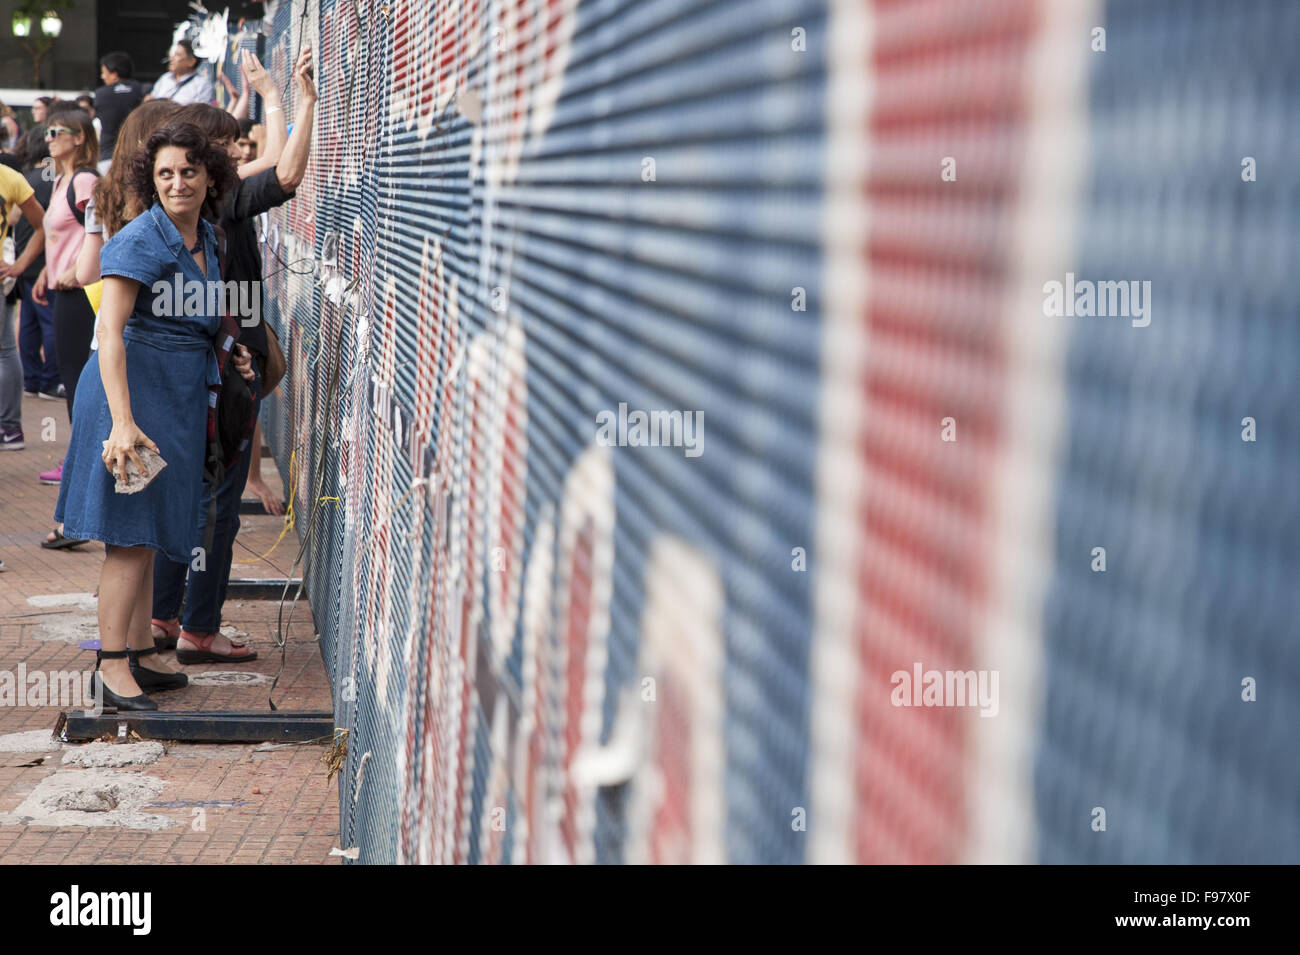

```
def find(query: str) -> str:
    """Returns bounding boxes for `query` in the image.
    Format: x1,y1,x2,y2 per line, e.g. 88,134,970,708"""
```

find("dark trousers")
153,368,261,633
17,278,60,394
53,288,95,419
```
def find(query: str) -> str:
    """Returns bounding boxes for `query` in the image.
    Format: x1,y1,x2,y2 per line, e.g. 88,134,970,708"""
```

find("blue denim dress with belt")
54,203,221,563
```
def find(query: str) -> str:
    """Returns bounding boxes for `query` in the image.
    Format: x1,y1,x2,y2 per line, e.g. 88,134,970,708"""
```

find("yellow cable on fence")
235,448,298,565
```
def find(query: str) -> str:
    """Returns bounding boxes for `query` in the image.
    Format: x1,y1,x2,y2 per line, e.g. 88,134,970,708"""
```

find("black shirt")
93,79,145,161
219,166,296,358
12,167,52,281
0,153,21,172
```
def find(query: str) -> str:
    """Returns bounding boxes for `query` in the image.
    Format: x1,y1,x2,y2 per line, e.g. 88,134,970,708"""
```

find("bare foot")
246,478,285,516
178,632,257,660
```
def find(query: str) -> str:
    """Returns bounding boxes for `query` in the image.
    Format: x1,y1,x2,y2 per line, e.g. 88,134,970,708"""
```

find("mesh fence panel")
247,0,1300,863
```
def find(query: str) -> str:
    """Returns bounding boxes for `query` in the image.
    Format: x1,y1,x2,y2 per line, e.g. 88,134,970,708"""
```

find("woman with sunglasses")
30,111,99,548
33,112,98,417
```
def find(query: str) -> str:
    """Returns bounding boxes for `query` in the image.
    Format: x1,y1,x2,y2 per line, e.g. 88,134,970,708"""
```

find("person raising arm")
150,49,316,657
271,47,318,192
230,51,288,180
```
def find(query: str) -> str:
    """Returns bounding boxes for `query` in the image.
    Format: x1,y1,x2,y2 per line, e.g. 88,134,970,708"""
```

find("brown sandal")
151,618,180,651
175,630,259,664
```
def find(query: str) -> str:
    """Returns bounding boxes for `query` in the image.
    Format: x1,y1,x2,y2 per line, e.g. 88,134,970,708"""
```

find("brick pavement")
0,391,341,864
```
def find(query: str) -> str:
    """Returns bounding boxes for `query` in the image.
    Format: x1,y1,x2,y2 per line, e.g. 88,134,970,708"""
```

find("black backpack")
211,224,257,470
65,168,100,227
217,361,256,467
198,224,258,554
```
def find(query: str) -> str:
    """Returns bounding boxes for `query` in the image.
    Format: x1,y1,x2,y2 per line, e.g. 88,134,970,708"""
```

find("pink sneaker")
39,461,63,485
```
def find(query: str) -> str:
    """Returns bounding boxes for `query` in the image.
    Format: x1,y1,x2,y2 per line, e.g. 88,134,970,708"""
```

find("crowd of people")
0,39,318,711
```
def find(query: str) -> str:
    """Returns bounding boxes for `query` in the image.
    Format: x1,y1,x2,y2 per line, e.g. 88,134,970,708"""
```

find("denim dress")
55,203,222,563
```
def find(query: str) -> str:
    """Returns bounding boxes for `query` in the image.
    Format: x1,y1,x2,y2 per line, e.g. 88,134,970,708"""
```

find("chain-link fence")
249,0,1299,864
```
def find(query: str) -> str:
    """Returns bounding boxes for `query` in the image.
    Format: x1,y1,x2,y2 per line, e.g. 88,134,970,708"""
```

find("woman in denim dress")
54,122,246,711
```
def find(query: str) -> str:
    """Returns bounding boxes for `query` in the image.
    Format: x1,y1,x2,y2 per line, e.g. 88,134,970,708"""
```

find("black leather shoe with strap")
129,646,189,692
94,649,159,712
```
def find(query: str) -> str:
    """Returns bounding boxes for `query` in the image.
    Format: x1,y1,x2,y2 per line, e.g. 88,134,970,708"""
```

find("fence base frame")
60,710,334,743
240,498,289,515
226,578,304,600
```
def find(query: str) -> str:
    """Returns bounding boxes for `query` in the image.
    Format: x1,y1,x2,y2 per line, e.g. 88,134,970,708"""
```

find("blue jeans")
0,295,21,432
153,369,261,632
17,278,59,395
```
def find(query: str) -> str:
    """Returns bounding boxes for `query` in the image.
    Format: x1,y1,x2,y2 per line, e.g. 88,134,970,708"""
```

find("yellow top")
0,163,35,248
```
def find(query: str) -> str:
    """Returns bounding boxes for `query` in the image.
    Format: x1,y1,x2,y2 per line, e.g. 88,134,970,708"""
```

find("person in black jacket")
149,48,316,663
94,52,145,175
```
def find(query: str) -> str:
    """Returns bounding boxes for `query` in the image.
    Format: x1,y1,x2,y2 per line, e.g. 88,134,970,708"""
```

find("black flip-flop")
41,529,88,550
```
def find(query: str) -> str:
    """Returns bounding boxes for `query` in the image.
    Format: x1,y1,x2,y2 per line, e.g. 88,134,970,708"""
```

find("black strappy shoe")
94,649,158,711
129,646,189,692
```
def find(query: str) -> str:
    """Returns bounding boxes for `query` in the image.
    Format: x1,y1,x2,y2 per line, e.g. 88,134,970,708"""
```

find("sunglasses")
44,127,75,140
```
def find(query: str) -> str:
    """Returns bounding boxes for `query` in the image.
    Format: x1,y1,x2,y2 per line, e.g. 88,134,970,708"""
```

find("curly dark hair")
127,121,237,221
